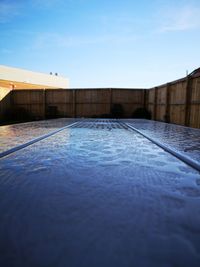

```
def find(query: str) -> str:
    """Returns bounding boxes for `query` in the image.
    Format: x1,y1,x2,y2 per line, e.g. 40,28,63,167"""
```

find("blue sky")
0,0,200,88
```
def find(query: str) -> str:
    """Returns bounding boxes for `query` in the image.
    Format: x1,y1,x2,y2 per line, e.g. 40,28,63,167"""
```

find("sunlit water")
0,119,200,266
123,119,200,163
0,118,77,153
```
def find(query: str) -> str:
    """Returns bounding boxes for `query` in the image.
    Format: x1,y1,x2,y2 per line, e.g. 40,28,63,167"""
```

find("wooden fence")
0,68,200,128
147,70,200,128
11,88,145,119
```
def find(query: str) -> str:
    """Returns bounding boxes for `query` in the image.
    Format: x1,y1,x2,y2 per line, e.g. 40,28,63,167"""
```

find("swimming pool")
0,119,200,266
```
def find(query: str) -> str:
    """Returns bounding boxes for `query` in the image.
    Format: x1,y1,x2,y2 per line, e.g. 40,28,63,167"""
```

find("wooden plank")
46,89,72,104
43,89,46,119
76,103,110,117
189,76,200,128
148,88,155,104
76,89,110,104
191,77,200,102
165,83,170,123
110,88,112,114
156,104,166,121
123,103,144,117
189,105,200,128
73,90,76,118
112,89,143,103
185,76,192,126
169,81,187,105
157,86,167,105
170,105,186,125
154,87,158,120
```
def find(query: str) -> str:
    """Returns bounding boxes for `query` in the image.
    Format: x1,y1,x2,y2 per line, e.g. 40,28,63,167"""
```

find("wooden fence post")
185,76,192,126
153,87,158,120
73,89,76,118
43,89,46,119
143,89,147,109
110,88,113,115
165,83,170,123
10,89,14,114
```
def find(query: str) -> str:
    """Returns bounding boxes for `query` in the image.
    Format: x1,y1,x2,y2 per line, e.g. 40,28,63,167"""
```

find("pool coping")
0,121,79,159
125,123,200,172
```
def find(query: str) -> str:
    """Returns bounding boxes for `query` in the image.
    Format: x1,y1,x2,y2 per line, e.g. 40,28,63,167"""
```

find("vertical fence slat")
165,83,170,123
185,76,192,126
73,90,76,118
153,87,158,120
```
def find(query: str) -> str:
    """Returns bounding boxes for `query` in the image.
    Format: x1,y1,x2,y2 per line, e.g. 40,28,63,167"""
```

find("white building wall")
0,65,69,88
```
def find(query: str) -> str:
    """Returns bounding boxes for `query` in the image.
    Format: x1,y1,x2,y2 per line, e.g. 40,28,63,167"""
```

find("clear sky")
0,0,200,88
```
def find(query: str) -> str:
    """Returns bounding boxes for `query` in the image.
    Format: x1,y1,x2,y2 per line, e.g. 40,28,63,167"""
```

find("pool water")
0,119,200,267
123,119,200,163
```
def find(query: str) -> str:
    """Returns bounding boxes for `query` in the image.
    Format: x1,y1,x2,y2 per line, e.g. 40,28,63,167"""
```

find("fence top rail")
10,88,146,92
69,88,146,90
148,67,200,90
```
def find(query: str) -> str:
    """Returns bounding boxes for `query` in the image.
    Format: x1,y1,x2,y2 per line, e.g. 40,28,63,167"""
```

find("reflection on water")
0,118,77,153
0,121,200,267
122,119,200,163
